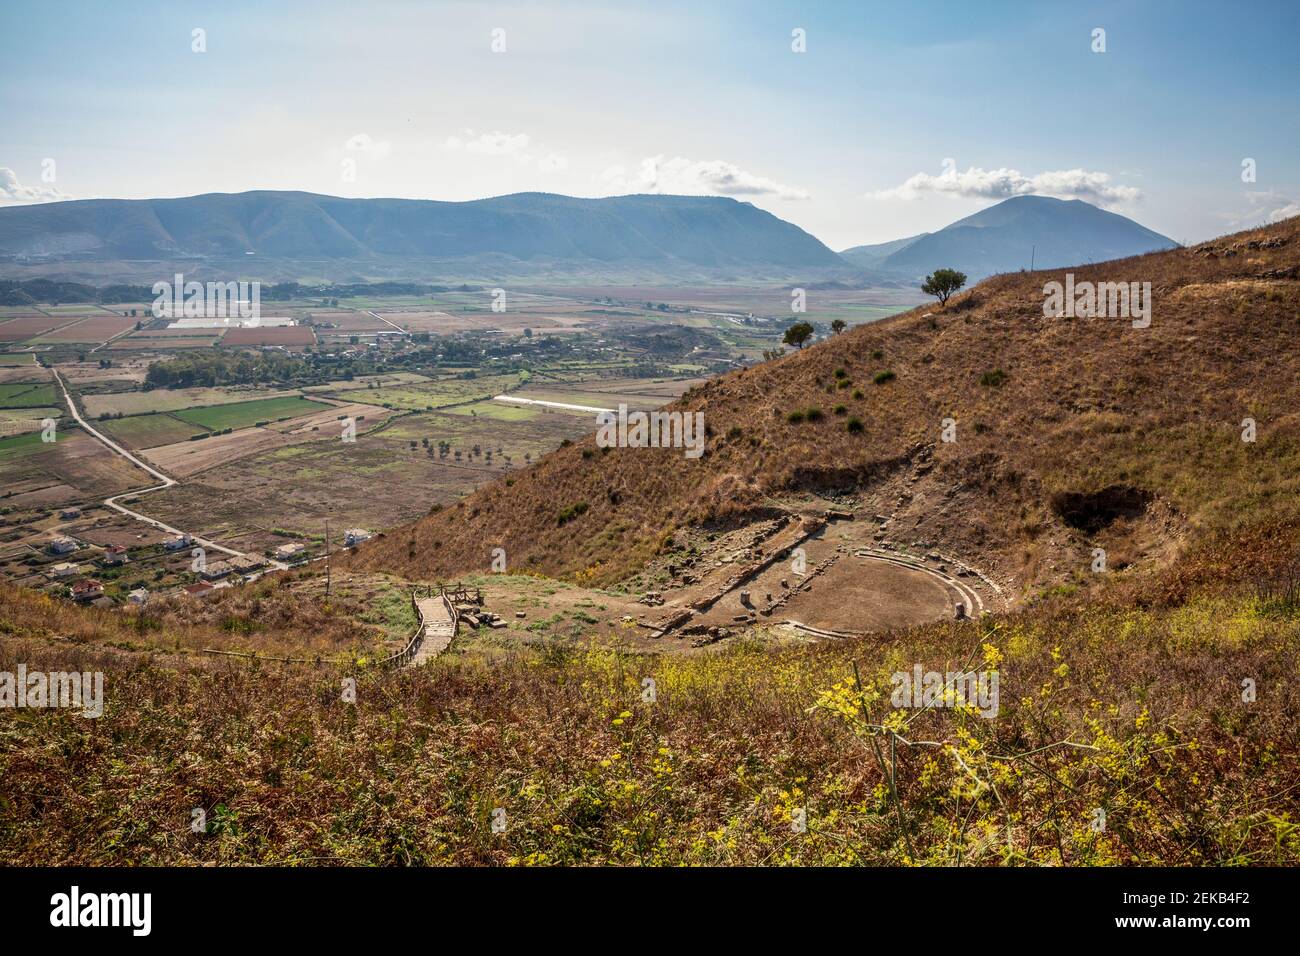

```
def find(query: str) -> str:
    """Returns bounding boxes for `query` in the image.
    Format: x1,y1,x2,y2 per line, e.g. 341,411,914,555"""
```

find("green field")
0,407,61,425
100,412,208,448
338,373,524,412
81,386,304,418
173,395,329,431
0,383,59,408
0,354,36,366
0,429,63,459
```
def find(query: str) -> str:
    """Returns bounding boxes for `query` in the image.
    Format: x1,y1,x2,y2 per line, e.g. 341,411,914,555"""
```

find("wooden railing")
377,586,459,668
377,588,426,668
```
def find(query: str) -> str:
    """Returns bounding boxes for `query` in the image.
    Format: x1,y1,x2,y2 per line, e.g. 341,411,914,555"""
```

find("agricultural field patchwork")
0,382,59,407
0,428,143,508
0,286,835,598
0,428,65,459
30,314,138,343
0,408,62,437
171,395,331,431
0,316,62,342
99,412,209,448
145,405,590,540
331,373,526,411
83,386,300,418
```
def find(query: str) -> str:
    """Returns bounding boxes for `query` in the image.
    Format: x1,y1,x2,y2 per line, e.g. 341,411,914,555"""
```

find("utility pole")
325,517,331,601
1030,245,1036,272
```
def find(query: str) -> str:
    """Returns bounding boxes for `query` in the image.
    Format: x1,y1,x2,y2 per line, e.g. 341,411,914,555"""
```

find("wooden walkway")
410,593,457,665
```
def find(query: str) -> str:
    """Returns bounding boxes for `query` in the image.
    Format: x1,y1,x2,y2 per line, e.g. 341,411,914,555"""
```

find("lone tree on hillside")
830,319,847,334
921,268,967,307
783,320,815,349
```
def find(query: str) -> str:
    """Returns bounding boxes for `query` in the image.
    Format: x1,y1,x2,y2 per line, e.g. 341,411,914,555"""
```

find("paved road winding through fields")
51,368,285,567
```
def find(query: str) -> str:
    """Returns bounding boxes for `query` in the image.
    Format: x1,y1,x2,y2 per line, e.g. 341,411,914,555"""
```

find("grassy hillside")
354,217,1300,595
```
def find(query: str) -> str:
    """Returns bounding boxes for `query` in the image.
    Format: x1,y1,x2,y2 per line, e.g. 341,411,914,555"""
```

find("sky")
2,0,1297,249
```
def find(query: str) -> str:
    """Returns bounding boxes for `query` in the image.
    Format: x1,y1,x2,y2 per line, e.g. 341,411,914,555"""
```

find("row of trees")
144,351,312,389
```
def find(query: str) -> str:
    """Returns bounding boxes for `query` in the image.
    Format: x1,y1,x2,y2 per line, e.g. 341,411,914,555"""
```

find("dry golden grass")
0,571,406,662
1,526,1297,865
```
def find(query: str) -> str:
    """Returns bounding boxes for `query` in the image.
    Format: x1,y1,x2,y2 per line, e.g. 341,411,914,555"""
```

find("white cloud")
0,167,71,205
1268,202,1300,222
442,130,531,156
600,155,810,200
867,165,1140,207
1245,190,1300,223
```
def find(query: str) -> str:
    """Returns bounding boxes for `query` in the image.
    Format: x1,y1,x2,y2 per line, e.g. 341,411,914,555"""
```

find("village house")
59,507,82,520
48,536,79,555
272,541,307,562
199,559,235,581
198,555,262,581
47,562,80,579
100,545,129,566
127,587,149,605
228,554,266,574
164,533,194,551
344,528,372,548
182,581,215,598
70,579,104,602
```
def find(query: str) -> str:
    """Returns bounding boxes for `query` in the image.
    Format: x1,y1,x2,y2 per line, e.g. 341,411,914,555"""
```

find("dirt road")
51,368,283,567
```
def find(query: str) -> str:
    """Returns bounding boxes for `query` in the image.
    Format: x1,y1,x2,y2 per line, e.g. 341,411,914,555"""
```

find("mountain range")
0,190,1177,284
0,191,842,280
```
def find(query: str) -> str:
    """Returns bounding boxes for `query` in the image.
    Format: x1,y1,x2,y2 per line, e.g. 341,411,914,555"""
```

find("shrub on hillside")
557,501,590,525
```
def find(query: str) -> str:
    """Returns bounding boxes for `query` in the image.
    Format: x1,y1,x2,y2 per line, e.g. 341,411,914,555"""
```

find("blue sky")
2,0,1297,248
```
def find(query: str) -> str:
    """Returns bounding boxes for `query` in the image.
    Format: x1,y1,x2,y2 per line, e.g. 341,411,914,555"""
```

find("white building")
272,541,307,561
343,529,372,548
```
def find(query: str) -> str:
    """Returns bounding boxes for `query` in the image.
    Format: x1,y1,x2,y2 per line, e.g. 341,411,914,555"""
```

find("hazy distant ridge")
0,190,845,271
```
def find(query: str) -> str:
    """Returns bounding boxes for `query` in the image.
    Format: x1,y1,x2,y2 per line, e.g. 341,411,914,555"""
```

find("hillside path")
410,594,457,664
